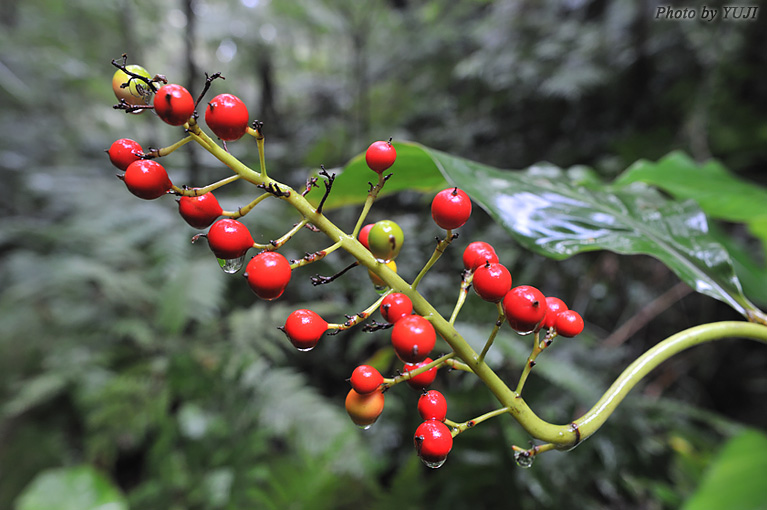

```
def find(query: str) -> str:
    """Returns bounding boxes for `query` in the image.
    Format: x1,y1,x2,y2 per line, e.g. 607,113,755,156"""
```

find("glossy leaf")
421,144,763,321
330,142,764,321
616,151,767,257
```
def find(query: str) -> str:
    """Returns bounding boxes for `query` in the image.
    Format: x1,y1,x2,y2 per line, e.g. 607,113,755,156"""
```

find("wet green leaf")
329,143,763,320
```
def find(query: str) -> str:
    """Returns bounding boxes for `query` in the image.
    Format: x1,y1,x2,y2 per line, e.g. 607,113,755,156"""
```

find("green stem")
522,321,767,449
184,126,767,451
412,231,455,290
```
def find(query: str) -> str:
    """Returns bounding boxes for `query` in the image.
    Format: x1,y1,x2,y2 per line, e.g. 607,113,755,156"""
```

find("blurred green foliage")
1,0,766,508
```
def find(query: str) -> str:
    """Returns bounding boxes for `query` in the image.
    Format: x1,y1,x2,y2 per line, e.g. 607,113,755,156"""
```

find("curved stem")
182,125,767,452
518,321,767,449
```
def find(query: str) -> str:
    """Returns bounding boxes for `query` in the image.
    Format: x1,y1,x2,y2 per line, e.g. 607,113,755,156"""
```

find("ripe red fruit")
350,365,384,394
462,241,499,271
431,187,472,230
123,159,172,200
365,140,397,173
403,358,438,390
503,285,548,334
205,93,249,141
418,390,447,422
345,388,385,428
244,251,291,300
282,309,328,351
154,84,195,126
206,219,254,260
358,223,374,250
177,193,223,229
555,309,584,338
414,420,453,468
380,292,413,323
542,296,568,329
391,315,436,364
472,262,512,303
107,138,143,171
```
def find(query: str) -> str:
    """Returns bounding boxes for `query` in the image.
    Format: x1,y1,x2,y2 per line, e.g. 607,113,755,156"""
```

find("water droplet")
357,423,373,430
295,345,315,352
420,457,446,469
219,255,246,274
514,451,535,469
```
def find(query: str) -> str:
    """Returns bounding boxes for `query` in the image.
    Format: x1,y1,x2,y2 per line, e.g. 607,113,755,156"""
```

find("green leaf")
616,151,767,225
14,465,128,510
304,142,447,209
418,144,762,320
324,143,764,320
616,151,767,264
682,429,767,510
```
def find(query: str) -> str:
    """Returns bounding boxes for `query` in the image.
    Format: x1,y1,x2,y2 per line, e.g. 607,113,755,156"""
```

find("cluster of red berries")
462,241,584,337
415,389,452,468
111,59,589,470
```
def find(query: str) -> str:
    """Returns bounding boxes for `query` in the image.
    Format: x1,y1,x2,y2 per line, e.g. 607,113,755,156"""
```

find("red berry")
555,309,584,338
358,223,374,250
380,292,413,323
403,358,438,390
365,140,396,173
350,365,384,394
418,390,447,422
244,251,291,300
431,188,472,230
205,93,249,141
391,315,436,364
154,84,195,126
472,262,512,303
107,138,143,171
282,309,328,351
123,159,172,200
542,297,568,329
503,285,548,334
177,192,223,229
206,219,254,260
414,420,453,468
462,241,499,271
345,388,385,428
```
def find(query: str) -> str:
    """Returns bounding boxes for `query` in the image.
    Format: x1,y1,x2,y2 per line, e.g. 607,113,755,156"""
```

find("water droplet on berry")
219,255,246,274
357,423,373,430
295,345,316,352
514,451,535,468
420,457,446,469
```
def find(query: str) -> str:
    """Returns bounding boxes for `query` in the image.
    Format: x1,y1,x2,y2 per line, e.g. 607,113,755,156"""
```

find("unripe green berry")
367,220,404,261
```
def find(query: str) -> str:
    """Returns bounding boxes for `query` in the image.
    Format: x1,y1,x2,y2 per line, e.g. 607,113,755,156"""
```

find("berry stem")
289,240,343,269
142,135,194,159
327,293,389,331
382,352,456,387
448,271,473,325
412,231,457,290
449,406,511,437
262,218,311,251
223,192,271,219
173,174,241,197
477,303,505,364
351,172,387,238
514,330,544,396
